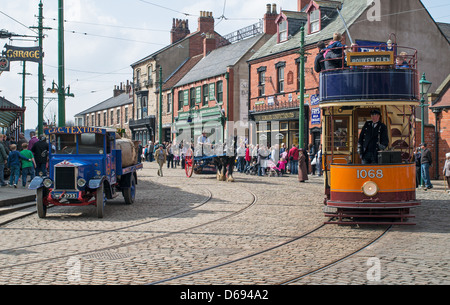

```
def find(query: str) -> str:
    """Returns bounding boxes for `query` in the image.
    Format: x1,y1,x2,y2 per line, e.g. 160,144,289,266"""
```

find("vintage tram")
320,43,420,225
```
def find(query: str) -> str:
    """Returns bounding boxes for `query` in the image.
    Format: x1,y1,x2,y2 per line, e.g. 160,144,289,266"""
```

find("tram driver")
357,109,389,164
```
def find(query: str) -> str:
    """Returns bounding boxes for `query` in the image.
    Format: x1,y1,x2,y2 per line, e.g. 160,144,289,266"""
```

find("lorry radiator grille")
55,167,76,190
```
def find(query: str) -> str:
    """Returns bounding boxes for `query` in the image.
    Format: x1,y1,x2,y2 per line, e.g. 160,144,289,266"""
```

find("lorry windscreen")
78,133,104,154
55,134,76,154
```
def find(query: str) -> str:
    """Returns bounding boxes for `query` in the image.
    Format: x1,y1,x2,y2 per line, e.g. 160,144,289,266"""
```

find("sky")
0,0,449,131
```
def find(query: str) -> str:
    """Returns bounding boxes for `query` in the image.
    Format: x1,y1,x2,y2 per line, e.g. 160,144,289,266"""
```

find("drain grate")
84,251,132,261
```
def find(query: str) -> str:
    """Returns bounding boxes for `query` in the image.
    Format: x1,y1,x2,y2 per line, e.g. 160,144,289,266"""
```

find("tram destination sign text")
347,51,394,66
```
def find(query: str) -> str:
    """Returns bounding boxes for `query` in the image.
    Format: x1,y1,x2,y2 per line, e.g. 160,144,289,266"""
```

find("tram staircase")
386,105,415,162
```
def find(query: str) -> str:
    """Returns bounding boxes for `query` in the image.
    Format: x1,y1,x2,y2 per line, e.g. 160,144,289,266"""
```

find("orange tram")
319,43,420,225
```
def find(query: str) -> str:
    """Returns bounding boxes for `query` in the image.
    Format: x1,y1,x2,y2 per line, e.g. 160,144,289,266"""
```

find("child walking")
443,153,450,194
7,144,32,188
20,143,36,187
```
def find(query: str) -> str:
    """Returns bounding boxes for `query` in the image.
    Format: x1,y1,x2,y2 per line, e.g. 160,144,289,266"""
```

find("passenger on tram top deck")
395,52,410,69
324,33,346,70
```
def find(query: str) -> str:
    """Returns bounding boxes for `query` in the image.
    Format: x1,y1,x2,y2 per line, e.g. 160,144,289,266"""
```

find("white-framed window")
310,9,320,33
279,19,288,42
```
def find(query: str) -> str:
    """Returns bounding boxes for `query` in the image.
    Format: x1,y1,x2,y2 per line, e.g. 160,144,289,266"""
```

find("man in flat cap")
358,109,389,164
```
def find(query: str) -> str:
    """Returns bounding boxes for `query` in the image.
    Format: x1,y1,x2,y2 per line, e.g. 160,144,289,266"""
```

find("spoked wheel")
185,156,194,178
96,183,106,218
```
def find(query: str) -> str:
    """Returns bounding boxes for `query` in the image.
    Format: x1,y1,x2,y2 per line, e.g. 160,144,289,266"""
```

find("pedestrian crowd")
0,131,48,189
140,139,323,183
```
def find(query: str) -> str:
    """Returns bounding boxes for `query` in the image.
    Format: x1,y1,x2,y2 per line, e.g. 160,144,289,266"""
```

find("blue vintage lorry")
29,127,143,218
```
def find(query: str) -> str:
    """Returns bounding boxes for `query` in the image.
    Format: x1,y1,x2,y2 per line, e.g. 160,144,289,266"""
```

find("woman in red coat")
298,148,308,182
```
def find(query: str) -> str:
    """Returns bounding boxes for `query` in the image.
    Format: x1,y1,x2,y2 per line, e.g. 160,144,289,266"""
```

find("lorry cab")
30,127,142,219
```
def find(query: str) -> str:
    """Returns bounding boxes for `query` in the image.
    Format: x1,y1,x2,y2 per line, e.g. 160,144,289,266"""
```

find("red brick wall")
426,108,450,179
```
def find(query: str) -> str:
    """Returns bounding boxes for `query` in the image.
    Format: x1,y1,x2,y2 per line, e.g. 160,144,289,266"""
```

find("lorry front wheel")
96,184,105,218
123,175,136,205
36,188,47,218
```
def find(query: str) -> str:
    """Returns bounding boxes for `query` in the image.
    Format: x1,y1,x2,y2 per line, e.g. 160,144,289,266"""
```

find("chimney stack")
198,11,214,34
203,33,216,57
298,0,310,12
263,4,278,35
113,83,125,97
171,18,190,44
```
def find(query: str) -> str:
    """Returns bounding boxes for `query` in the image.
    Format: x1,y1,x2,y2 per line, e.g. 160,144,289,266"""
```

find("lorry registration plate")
52,192,79,200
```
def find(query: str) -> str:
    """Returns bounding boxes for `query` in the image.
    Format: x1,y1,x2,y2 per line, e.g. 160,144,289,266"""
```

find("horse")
213,136,237,182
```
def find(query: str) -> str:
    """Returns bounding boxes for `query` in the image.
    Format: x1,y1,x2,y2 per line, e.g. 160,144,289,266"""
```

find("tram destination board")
347,51,394,66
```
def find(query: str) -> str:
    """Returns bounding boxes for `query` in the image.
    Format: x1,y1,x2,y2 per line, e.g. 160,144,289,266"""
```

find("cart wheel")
96,183,105,218
185,157,194,178
123,175,136,205
36,188,47,219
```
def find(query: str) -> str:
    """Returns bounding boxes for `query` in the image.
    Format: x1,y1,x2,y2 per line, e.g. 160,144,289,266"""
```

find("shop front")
174,106,225,145
250,108,309,149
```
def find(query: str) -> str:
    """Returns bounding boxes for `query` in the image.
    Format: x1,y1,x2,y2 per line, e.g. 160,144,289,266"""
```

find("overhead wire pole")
30,0,50,135
298,26,306,150
58,0,66,127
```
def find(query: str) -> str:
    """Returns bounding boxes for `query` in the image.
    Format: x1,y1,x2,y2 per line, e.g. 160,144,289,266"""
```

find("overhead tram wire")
48,27,167,46
137,0,197,16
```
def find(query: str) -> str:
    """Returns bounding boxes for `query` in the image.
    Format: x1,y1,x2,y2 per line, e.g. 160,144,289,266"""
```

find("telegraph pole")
18,62,31,131
30,1,50,135
37,0,45,136
159,67,163,142
298,26,306,149
58,0,66,127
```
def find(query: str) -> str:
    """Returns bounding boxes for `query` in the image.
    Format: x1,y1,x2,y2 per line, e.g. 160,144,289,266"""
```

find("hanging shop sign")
0,56,10,71
3,45,42,63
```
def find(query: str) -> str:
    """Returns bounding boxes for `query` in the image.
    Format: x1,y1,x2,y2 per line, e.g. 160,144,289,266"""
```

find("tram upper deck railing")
319,45,419,103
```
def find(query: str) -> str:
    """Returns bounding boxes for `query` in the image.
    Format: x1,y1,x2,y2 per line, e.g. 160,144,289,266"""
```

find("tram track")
147,223,391,285
0,186,213,253
0,186,259,272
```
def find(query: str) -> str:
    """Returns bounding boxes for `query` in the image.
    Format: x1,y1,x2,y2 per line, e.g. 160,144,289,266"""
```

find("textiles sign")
2,45,42,63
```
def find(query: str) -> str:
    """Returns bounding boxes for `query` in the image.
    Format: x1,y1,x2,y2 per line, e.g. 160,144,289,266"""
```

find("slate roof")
430,74,450,108
175,34,264,87
249,0,369,61
161,54,204,92
437,22,450,44
75,92,132,117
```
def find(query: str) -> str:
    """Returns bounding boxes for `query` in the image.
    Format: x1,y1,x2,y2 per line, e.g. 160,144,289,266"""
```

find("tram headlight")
77,178,87,188
362,181,379,197
43,178,53,188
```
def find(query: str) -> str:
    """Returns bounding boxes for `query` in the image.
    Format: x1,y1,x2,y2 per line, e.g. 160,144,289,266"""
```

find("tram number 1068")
356,169,384,179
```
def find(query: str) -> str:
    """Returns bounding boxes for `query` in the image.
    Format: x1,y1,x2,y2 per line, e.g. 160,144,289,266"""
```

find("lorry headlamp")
77,178,87,188
43,178,53,188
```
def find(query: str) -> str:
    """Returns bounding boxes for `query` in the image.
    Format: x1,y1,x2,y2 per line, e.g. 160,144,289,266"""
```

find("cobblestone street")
0,161,448,285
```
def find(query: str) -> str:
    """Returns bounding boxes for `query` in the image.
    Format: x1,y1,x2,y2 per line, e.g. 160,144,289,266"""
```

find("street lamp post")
298,26,306,150
58,0,66,127
419,73,432,145
419,73,432,187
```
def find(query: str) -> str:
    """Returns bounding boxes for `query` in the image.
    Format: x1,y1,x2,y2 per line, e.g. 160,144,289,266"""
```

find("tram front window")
330,117,349,151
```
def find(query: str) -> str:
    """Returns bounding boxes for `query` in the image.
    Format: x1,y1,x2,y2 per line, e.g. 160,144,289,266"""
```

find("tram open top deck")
318,44,420,225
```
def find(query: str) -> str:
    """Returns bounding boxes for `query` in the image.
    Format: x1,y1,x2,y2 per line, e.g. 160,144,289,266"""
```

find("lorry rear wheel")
123,175,136,205
36,188,47,219
96,184,105,218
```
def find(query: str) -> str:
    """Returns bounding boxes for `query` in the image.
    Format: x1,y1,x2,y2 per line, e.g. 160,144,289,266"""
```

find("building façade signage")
254,110,299,122
347,51,394,66
2,45,42,63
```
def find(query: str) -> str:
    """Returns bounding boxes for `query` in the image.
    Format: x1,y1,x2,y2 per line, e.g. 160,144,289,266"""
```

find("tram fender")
28,176,44,190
